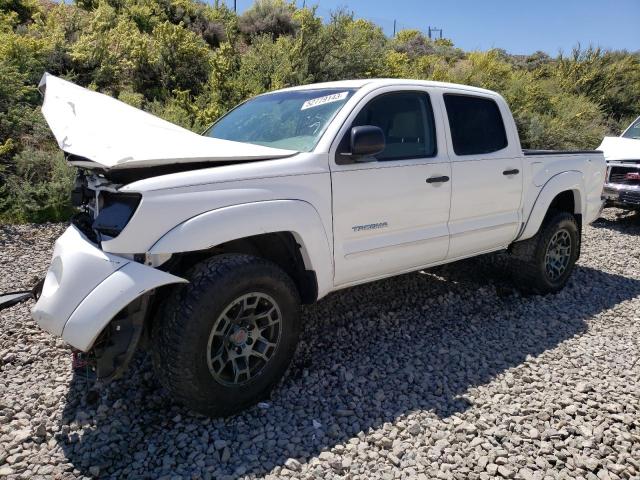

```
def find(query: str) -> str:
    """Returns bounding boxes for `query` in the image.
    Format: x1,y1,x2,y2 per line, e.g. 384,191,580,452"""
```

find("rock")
576,382,593,393
284,458,301,472
328,457,342,470
497,465,515,478
0,211,639,479
388,454,401,467
565,404,579,415
318,452,333,462
518,467,535,480
220,447,231,463
335,409,354,417
34,423,47,438
407,423,422,435
584,457,600,471
12,429,31,445
460,422,478,434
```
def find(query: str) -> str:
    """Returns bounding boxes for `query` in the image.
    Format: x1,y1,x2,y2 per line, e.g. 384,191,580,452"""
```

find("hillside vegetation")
1,0,639,222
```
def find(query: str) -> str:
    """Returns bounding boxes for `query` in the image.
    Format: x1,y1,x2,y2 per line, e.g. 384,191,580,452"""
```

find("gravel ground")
1,209,639,480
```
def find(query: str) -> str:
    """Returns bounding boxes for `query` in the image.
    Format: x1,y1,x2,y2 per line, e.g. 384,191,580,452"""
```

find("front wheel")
151,254,301,417
509,210,580,294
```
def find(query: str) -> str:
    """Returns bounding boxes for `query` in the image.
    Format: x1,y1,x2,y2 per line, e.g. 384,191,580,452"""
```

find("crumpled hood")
38,73,297,170
598,136,640,162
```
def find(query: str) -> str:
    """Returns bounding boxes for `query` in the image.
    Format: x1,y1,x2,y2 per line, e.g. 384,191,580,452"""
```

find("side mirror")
350,126,385,160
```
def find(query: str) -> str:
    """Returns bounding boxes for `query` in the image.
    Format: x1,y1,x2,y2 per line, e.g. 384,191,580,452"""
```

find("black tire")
151,254,301,417
509,210,580,295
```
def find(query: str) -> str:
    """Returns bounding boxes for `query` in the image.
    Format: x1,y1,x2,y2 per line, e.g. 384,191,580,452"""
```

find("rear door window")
443,94,508,156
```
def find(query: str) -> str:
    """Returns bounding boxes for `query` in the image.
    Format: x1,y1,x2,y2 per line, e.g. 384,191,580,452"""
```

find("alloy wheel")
207,292,282,386
544,228,572,281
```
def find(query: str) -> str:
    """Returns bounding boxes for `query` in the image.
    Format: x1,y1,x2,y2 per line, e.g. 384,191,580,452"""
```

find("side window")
443,94,508,156
340,92,437,162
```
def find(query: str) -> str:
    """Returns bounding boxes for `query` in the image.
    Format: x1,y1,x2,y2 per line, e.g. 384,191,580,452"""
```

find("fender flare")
149,200,334,298
517,171,584,242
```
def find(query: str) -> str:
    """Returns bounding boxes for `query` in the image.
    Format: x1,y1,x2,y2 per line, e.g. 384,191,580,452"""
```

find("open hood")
598,136,640,162
38,73,297,170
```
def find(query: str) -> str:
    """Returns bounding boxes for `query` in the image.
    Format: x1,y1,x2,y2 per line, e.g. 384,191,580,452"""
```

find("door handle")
503,169,519,175
426,175,450,184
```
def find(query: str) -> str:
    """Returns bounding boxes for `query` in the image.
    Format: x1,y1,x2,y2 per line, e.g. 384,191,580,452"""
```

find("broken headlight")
70,171,93,207
92,192,141,238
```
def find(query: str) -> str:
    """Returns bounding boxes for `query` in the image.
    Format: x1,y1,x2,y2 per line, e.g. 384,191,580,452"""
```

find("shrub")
238,0,297,39
0,0,638,223
0,147,75,223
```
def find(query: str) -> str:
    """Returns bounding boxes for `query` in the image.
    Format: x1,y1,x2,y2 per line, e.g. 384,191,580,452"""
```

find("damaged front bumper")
602,183,640,209
31,225,186,352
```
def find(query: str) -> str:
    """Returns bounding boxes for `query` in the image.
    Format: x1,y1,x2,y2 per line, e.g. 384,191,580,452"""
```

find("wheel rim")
207,292,282,386
544,228,572,281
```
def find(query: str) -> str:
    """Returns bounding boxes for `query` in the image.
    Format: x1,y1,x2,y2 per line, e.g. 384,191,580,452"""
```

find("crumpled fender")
517,171,583,242
62,262,186,351
149,200,334,298
31,225,187,352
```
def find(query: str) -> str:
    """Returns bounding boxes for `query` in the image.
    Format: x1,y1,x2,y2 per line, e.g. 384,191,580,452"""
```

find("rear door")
442,92,524,259
330,88,452,286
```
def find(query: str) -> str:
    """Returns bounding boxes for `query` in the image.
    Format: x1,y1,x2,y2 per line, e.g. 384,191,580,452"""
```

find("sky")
227,0,639,55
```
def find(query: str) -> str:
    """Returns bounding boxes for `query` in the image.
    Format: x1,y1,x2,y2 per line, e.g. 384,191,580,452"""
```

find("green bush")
238,0,298,40
0,147,75,223
0,0,638,223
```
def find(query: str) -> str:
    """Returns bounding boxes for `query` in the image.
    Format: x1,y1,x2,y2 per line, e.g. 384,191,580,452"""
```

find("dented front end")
31,222,186,380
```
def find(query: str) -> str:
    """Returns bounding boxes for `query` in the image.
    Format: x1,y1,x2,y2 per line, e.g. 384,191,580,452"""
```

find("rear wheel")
509,210,580,294
151,254,301,417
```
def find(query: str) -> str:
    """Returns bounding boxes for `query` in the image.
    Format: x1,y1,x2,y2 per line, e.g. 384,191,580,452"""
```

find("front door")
331,90,452,286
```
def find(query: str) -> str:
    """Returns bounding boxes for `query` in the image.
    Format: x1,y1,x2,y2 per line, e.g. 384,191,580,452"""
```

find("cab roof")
272,78,499,97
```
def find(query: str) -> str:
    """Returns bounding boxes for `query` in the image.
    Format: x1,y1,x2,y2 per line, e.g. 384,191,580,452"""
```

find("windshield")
204,88,356,151
622,117,640,139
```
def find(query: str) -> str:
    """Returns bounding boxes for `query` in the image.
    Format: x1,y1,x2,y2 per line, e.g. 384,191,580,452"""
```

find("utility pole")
393,19,396,37
233,0,236,13
428,26,443,40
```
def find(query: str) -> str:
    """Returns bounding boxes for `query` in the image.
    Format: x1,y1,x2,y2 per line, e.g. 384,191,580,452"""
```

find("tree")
0,0,638,222
238,0,297,40
150,21,211,97
315,11,386,81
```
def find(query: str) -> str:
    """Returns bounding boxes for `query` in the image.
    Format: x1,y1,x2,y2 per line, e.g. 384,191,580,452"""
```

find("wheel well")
548,190,575,214
163,232,318,305
546,190,581,228
545,190,582,258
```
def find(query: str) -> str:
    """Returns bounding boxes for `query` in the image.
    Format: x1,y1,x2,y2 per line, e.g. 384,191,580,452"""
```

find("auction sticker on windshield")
301,92,349,110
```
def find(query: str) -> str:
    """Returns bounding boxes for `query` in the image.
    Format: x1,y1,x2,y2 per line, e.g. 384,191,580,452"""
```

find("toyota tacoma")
2,74,606,416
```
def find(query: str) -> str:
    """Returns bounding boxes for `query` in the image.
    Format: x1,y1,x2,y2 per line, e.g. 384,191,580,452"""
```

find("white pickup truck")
6,74,606,416
599,116,640,209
